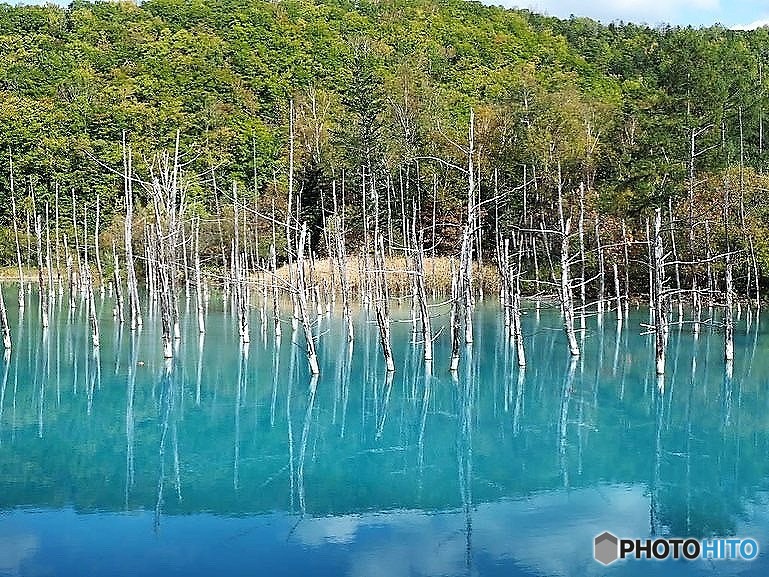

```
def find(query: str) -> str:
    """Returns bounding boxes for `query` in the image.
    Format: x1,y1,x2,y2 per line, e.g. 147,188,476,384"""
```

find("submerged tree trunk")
95,195,103,293
54,189,62,295
724,255,734,362
85,257,100,348
621,219,630,319
287,99,300,332
724,181,734,363
704,220,714,308
646,217,653,310
652,209,668,375
560,220,579,356
668,198,683,321
578,183,586,329
613,261,621,315
194,218,205,334
296,223,320,375
373,234,395,372
449,259,462,372
34,215,49,329
332,181,353,343
0,285,10,349
145,132,185,358
463,109,475,345
270,242,282,337
156,229,175,359
556,171,579,357
414,230,432,362
461,224,474,346
10,154,24,309
64,234,75,310
45,203,54,297
123,133,142,330
233,183,249,344
512,235,526,367
749,238,760,307
112,241,125,323
595,220,605,317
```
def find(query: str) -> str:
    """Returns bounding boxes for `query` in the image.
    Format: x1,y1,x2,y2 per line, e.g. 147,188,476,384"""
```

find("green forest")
0,0,768,300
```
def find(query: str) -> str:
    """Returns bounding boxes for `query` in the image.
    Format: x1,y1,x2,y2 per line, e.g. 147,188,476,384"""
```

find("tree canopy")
1,0,769,269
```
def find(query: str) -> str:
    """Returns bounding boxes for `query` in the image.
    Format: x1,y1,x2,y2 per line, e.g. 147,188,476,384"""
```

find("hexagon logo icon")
594,532,619,565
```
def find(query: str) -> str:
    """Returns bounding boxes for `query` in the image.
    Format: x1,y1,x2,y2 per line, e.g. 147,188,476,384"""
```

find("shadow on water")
1,286,769,575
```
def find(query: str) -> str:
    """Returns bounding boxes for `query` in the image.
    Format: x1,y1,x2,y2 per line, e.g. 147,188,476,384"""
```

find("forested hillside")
0,0,768,298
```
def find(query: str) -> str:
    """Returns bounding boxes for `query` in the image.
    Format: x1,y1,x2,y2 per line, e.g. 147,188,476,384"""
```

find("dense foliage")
2,0,769,285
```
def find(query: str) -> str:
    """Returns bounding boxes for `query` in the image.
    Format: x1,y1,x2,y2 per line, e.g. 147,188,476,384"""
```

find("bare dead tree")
449,258,462,372
723,180,734,363
233,183,249,344
0,284,10,349
413,229,433,363
621,219,630,319
511,235,526,366
141,132,187,358
373,233,395,372
112,240,125,323
123,132,142,330
9,158,24,309
84,242,100,348
652,208,668,375
332,180,354,342
194,217,205,334
34,214,49,329
95,193,104,294
296,222,320,375
463,109,475,345
557,166,579,357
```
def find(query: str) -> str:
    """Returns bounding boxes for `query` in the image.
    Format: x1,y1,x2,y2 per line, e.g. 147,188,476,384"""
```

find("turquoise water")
1,286,769,576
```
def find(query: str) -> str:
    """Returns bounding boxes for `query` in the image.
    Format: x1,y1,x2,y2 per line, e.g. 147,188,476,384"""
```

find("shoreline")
1,263,765,306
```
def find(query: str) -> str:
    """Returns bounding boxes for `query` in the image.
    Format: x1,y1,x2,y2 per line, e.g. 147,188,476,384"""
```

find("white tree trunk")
0,285,10,349
652,209,668,375
296,223,320,375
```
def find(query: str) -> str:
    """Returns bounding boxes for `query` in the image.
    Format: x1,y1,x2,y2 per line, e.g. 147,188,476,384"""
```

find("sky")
12,0,769,29
500,0,769,29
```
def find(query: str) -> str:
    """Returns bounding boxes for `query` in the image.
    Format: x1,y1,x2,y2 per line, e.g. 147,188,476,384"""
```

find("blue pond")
0,286,768,576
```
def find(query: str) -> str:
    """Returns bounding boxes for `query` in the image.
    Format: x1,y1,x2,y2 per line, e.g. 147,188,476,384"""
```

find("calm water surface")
1,286,768,576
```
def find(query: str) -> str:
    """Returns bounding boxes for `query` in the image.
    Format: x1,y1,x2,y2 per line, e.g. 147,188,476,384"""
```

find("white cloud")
732,18,769,30
0,534,38,577
295,515,364,546
293,486,653,577
290,486,768,577
508,0,721,25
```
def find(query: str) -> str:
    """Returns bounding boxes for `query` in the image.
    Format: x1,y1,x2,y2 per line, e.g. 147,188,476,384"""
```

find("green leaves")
0,0,767,248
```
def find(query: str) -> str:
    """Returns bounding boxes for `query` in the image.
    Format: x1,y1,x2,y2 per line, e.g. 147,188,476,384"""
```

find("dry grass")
0,267,37,282
1,258,503,296
272,256,501,296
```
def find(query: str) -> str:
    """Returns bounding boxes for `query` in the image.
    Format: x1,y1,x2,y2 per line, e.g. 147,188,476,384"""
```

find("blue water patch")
0,287,768,576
